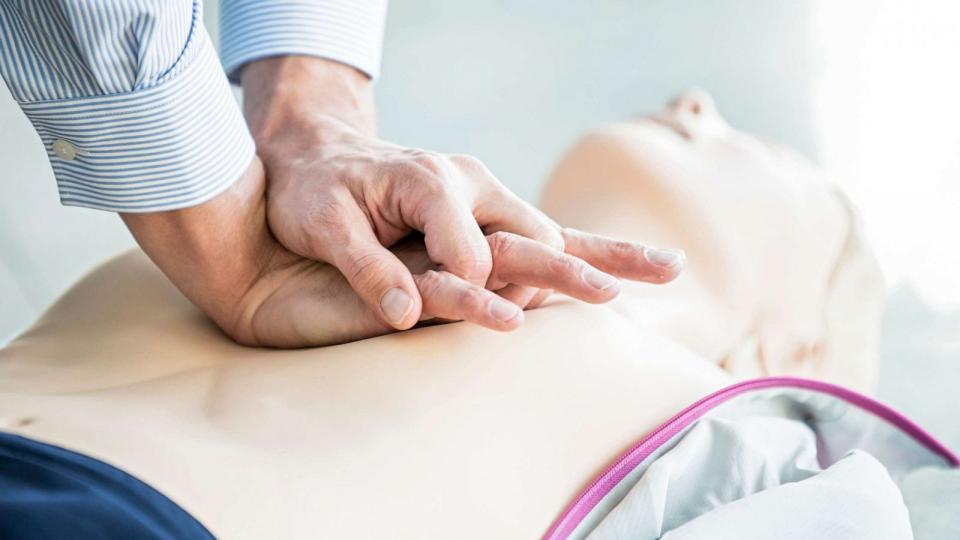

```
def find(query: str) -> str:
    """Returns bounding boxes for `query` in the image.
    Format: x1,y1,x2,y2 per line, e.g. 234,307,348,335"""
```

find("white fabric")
0,0,254,212
900,467,960,540
586,415,914,540
220,0,388,81
0,0,387,212
664,451,912,540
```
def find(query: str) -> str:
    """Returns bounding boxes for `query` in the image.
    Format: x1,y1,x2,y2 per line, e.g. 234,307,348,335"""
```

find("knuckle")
413,174,449,200
451,250,493,283
415,174,447,197
458,285,488,311
411,151,445,176
608,240,640,260
451,153,485,171
447,153,500,191
547,254,581,278
402,164,454,202
346,250,390,290
392,158,424,180
487,231,517,259
417,270,446,297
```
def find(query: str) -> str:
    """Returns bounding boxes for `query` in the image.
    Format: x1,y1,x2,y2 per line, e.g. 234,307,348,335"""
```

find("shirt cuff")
17,27,255,213
220,0,388,83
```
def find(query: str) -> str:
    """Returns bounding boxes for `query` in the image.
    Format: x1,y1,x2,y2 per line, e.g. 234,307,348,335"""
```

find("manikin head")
541,90,884,390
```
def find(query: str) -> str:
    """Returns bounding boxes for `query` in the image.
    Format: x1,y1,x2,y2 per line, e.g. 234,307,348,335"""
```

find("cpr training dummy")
1,91,956,539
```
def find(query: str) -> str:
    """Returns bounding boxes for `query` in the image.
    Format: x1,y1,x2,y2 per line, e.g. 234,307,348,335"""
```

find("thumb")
331,237,423,330
312,202,423,330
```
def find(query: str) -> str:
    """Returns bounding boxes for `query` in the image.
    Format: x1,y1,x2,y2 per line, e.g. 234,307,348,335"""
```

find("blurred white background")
1,1,957,443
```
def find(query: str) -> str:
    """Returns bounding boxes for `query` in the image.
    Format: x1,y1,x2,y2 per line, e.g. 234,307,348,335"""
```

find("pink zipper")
542,376,959,540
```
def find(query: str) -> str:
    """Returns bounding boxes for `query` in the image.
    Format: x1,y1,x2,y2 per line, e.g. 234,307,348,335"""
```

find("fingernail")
644,247,686,269
381,288,414,324
489,298,521,322
583,268,618,290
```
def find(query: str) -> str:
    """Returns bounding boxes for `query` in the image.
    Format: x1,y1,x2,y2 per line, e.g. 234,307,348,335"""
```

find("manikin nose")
663,89,729,139
670,89,716,116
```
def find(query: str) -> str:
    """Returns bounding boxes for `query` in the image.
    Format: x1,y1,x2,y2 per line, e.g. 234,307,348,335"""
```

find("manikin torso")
0,92,883,539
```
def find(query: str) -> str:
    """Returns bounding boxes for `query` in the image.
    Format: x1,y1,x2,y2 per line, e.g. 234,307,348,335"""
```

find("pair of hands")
124,57,685,347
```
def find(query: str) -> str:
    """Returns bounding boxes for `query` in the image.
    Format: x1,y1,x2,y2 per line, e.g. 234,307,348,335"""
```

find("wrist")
121,156,283,343
241,56,377,143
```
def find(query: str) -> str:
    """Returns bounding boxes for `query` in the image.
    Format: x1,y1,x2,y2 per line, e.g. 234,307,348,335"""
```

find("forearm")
122,156,412,348
120,158,288,344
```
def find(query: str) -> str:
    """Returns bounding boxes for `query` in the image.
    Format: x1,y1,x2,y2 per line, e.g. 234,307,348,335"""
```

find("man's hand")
240,226,686,347
241,56,578,330
122,157,684,348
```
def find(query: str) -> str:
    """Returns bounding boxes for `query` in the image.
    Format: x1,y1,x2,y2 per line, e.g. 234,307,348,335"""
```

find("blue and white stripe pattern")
0,0,387,213
221,0,388,82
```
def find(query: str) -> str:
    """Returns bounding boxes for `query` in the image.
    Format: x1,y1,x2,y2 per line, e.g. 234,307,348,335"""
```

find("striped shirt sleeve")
220,0,388,83
0,0,254,213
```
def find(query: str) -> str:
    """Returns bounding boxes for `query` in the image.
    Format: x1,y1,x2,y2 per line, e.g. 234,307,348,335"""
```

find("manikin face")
544,89,847,289
645,89,828,198
541,89,873,380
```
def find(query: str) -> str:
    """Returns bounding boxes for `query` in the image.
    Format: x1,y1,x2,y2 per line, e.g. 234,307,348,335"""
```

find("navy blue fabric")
0,432,214,539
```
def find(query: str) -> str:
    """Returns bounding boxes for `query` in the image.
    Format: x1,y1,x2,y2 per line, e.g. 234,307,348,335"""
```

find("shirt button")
52,139,77,161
